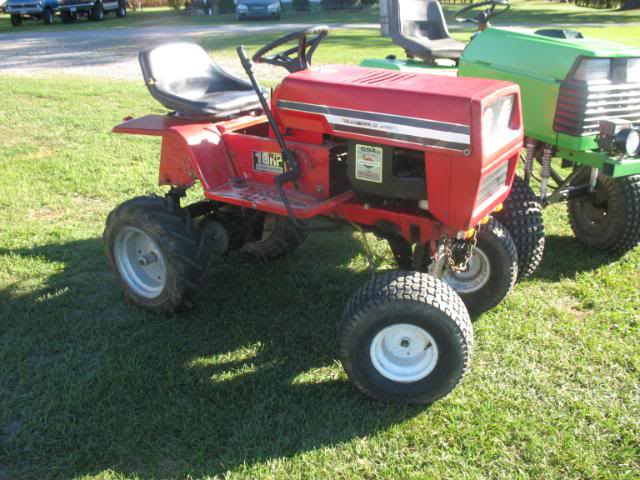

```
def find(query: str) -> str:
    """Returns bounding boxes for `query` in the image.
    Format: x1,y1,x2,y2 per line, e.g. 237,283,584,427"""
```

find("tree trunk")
621,0,640,9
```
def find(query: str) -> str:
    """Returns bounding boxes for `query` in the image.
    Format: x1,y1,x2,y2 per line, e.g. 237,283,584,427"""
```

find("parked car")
57,0,127,23
6,0,59,25
236,0,280,20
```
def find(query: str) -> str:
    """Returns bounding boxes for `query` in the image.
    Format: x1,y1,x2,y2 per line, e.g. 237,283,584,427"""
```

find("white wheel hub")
430,245,491,294
370,323,439,383
114,227,167,299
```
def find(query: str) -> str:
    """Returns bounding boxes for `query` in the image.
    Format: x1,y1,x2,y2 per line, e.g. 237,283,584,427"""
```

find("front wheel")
42,8,54,24
568,171,640,256
430,218,518,316
104,195,214,314
339,271,472,404
10,14,22,26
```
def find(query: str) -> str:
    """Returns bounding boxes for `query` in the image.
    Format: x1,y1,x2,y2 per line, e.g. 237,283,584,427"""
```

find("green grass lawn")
1,0,639,34
1,11,640,480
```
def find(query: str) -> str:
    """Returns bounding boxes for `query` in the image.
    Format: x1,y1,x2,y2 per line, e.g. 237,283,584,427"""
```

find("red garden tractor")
104,27,529,404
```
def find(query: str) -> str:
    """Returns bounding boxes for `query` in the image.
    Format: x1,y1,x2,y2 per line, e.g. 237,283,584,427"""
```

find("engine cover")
272,65,514,154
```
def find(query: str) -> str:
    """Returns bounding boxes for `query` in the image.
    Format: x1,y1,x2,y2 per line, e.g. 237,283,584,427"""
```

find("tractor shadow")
533,234,626,282
0,233,422,479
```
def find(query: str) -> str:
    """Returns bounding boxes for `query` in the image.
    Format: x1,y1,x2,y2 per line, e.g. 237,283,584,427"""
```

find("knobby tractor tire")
89,2,104,21
568,171,640,256
240,213,306,259
494,176,545,281
104,195,214,314
338,271,472,405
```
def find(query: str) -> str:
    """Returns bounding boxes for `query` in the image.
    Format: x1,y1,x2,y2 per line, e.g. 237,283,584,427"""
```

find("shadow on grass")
532,234,621,282
0,233,421,478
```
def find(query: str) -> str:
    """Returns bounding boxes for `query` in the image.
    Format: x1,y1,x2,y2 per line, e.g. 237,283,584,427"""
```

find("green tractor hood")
459,28,640,150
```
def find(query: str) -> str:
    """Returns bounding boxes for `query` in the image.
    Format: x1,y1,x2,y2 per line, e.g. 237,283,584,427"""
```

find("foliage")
320,0,362,10
217,0,235,13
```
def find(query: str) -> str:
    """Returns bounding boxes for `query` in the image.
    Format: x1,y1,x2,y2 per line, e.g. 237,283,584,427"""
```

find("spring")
523,138,537,185
539,144,555,200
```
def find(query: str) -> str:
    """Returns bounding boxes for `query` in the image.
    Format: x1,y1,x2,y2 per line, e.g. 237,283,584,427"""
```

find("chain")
442,227,479,273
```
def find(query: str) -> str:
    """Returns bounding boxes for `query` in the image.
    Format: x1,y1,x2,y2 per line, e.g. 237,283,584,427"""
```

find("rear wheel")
568,171,640,256
240,213,306,259
61,10,78,22
10,14,22,26
429,218,518,316
339,271,472,404
116,1,127,17
494,176,545,281
89,2,104,20
104,195,214,314
42,8,54,24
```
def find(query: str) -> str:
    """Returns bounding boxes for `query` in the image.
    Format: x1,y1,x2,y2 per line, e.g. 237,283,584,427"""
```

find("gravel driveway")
1,20,637,81
0,22,378,80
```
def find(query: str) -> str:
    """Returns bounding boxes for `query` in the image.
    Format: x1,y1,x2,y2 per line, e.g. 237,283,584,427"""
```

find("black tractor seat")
389,0,466,61
139,42,265,119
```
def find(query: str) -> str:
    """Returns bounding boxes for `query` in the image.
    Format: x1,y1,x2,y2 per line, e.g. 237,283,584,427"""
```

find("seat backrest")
389,0,451,42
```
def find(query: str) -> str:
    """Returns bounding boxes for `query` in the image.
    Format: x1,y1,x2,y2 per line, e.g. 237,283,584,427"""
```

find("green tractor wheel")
568,171,640,256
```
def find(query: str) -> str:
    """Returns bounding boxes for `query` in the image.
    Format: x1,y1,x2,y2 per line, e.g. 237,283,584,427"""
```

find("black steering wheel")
453,0,510,26
252,26,330,73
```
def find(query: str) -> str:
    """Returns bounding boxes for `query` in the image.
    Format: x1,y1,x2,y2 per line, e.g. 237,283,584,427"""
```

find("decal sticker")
253,151,285,174
355,144,383,183
277,100,471,152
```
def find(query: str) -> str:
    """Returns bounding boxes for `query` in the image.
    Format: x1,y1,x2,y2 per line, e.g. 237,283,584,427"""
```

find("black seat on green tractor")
388,0,465,61
139,42,265,118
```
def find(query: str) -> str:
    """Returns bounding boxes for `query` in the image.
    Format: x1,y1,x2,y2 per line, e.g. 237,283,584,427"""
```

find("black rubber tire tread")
494,176,545,281
240,214,306,259
10,14,22,26
104,195,214,314
568,171,640,256
454,218,518,316
338,271,472,405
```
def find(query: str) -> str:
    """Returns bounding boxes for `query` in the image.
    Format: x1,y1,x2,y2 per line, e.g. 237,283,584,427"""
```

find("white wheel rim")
370,323,439,383
114,227,167,299
432,246,491,294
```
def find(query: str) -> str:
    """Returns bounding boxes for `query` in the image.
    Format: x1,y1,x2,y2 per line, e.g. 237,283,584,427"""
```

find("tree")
293,0,310,10
621,0,640,8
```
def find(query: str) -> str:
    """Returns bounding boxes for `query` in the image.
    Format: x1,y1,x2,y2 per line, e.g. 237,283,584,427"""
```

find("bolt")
138,251,158,266
400,339,410,348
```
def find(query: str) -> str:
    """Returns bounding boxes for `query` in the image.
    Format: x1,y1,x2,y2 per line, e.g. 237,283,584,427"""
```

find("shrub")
217,0,235,13
320,0,361,9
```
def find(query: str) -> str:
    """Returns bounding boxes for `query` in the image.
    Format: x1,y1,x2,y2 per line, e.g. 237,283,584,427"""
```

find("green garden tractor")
364,0,640,273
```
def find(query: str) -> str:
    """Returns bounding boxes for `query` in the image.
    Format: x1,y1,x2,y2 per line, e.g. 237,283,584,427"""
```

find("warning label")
355,144,383,183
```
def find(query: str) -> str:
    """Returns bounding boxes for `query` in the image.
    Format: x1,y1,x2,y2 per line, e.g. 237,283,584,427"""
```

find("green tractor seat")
139,42,265,119
388,0,466,61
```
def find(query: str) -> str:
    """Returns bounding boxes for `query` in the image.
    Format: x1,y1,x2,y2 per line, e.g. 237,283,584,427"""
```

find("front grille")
9,3,39,8
554,80,640,137
477,161,508,206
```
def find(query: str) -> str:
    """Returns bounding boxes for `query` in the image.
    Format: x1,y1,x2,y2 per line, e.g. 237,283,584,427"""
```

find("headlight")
573,58,611,83
483,94,515,138
267,1,279,10
237,4,248,11
615,129,640,157
628,58,640,83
